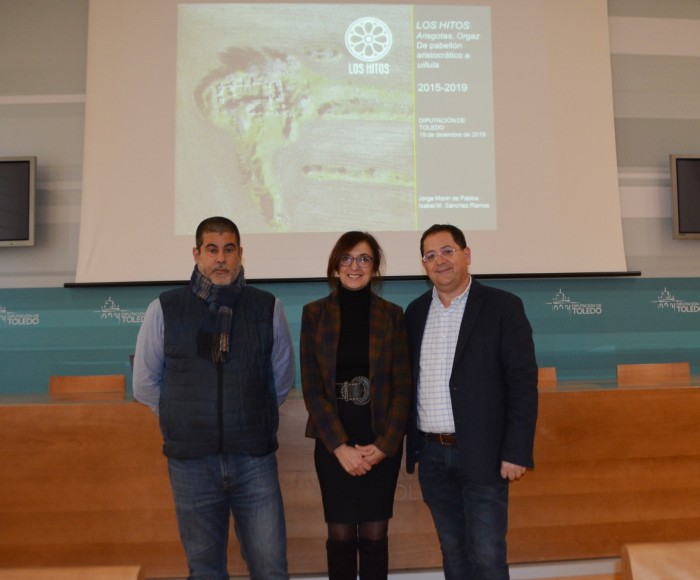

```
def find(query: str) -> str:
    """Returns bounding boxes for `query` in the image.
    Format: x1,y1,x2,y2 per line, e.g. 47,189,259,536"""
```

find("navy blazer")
405,279,538,484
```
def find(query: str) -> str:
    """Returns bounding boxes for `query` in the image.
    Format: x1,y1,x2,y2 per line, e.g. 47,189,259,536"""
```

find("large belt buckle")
342,376,370,406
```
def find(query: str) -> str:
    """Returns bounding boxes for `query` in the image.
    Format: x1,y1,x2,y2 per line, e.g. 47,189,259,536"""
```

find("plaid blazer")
300,290,412,456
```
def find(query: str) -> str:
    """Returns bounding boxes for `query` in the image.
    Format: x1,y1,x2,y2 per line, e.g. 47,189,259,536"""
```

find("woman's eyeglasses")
339,254,374,267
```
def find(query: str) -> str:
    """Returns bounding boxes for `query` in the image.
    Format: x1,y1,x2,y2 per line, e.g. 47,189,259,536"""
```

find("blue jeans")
167,452,288,580
418,439,510,580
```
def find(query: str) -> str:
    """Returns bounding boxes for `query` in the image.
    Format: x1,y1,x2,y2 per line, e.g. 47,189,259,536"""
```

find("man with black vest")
133,216,295,580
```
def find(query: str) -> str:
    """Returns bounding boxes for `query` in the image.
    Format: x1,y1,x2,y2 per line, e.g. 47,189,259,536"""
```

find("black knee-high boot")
358,537,388,580
326,538,358,580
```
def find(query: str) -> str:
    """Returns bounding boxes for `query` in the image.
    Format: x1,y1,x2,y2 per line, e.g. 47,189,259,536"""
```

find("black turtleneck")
336,284,371,382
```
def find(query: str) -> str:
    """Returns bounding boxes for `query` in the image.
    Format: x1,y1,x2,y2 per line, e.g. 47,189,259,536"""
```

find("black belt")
422,431,457,446
335,376,370,406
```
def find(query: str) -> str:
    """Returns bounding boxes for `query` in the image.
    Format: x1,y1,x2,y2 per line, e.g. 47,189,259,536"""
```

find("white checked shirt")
416,279,471,434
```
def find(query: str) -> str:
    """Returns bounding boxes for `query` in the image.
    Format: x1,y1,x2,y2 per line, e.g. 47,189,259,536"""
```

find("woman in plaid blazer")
301,231,412,580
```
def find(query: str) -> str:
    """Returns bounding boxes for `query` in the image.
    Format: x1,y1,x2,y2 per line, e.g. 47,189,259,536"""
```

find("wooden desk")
1,388,700,576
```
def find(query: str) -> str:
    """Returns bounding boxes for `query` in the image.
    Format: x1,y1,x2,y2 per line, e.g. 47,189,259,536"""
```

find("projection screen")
77,0,627,282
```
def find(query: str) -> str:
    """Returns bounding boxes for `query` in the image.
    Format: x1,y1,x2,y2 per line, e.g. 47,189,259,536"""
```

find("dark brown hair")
326,231,383,288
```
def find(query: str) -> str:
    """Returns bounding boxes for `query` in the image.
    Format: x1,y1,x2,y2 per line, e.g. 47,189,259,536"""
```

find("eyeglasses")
339,254,374,267
422,246,457,263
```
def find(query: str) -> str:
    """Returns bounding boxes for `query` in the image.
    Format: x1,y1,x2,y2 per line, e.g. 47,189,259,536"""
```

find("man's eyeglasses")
422,246,457,263
339,254,374,267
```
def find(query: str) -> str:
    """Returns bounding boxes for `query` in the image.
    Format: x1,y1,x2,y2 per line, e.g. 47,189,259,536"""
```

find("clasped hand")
334,443,386,476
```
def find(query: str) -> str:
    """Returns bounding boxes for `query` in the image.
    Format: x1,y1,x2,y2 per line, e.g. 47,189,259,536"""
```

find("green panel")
2,277,700,396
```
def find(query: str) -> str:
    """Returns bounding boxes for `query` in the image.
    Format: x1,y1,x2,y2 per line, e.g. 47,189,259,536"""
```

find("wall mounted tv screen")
671,154,700,240
0,156,36,247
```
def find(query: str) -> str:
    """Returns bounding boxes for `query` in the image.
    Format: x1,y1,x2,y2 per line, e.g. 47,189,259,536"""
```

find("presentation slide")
77,0,627,283
175,4,495,235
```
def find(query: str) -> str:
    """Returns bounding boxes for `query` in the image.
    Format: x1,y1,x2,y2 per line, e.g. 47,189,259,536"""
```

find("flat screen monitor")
0,156,36,247
670,154,700,240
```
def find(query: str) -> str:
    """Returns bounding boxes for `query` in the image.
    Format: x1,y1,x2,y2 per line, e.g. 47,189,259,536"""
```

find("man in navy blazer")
405,224,538,580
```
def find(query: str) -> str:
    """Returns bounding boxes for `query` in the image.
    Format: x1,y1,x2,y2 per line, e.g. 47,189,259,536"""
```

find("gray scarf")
189,266,242,363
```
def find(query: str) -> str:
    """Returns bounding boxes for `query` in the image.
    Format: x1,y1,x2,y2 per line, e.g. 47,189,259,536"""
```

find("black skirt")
314,399,402,524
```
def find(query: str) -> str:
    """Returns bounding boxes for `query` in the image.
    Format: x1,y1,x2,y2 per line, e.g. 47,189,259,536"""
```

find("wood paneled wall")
1,388,700,577
509,387,700,561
